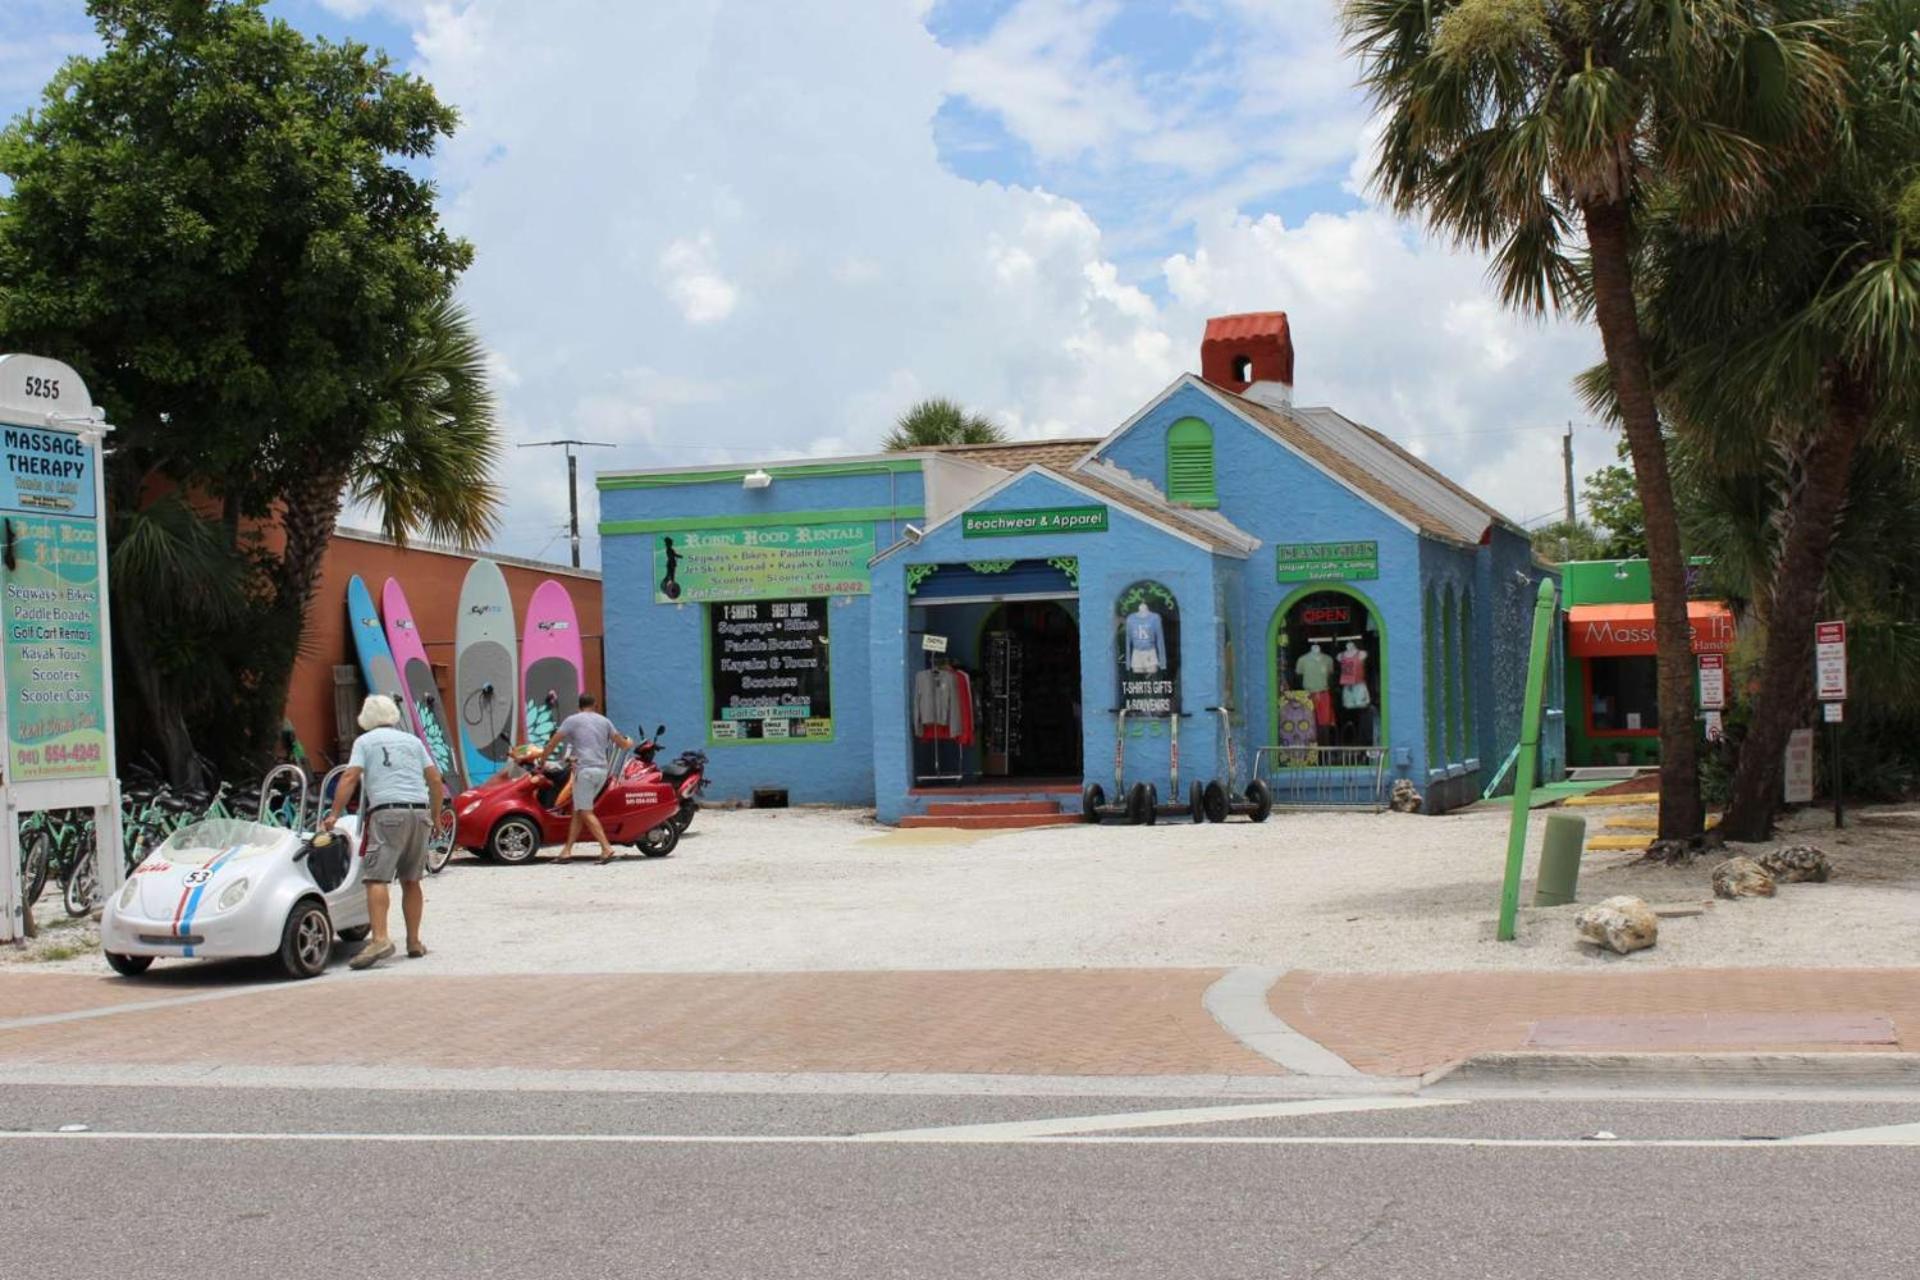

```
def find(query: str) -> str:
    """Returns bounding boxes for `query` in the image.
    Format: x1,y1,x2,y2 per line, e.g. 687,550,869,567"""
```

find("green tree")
1532,518,1610,563
0,0,492,772
883,397,1007,450
1583,446,1647,558
1342,0,1843,839
1633,0,1920,837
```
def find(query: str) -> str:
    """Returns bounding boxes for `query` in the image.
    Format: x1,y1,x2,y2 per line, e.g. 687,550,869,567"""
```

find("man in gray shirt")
538,693,634,864
323,694,445,969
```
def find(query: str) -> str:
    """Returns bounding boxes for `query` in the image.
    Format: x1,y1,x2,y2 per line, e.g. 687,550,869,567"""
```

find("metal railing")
1251,744,1390,811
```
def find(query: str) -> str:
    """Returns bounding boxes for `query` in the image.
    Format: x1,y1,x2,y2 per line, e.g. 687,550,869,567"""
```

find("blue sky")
2,1,1603,562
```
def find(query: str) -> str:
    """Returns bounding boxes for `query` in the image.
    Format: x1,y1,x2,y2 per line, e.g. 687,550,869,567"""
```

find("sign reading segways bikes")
0,354,121,944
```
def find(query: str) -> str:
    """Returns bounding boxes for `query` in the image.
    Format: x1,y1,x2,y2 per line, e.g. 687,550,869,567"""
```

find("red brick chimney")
1200,312,1293,396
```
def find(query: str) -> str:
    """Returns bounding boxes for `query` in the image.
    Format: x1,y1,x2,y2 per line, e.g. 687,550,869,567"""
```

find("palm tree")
1342,0,1844,839
884,397,1007,450
1630,0,1920,838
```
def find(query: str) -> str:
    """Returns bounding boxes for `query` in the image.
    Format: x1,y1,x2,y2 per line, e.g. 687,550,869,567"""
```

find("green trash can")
1532,812,1586,907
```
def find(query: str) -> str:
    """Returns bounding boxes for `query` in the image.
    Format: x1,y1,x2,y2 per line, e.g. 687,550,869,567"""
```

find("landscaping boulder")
1758,844,1832,884
1389,779,1422,814
1711,856,1777,899
1575,895,1659,955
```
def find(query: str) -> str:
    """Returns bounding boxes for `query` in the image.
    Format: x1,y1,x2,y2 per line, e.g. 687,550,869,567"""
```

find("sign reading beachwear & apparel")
962,505,1108,538
655,523,873,603
1276,541,1378,583
707,597,832,743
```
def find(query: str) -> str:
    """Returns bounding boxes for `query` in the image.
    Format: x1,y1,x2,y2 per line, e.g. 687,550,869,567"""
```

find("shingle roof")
1203,312,1291,346
1062,464,1256,556
931,438,1106,470
1212,387,1519,546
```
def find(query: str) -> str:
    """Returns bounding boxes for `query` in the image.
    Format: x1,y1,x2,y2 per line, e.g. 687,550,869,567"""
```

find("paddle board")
521,579,584,747
383,577,466,789
455,559,518,784
346,575,406,716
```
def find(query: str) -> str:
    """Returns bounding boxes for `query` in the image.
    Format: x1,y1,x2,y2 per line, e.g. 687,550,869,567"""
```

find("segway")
1201,705,1273,823
1082,708,1147,823
1149,711,1204,821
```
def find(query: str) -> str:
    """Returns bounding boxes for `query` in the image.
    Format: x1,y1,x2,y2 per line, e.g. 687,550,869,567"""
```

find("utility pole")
1562,423,1576,525
517,439,615,567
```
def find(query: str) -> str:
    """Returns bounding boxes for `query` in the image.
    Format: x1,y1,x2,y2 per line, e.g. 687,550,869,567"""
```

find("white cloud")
659,234,739,326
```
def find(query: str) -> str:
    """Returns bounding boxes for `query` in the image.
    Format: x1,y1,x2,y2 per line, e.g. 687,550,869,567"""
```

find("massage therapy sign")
0,355,113,787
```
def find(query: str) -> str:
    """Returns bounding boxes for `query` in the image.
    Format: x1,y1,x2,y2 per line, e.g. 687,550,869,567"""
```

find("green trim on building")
599,505,924,536
598,459,923,491
1166,416,1218,508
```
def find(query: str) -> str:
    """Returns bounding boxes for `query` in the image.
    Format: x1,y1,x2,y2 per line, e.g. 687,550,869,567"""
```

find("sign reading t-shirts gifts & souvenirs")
1115,580,1180,716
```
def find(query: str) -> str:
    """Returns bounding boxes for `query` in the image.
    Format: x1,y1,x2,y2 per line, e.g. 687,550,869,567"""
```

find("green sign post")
1497,577,1559,941
654,522,874,603
1276,541,1378,582
962,505,1108,538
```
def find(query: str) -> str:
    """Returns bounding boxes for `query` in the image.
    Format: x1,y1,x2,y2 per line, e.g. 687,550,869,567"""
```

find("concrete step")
896,814,1080,831
924,800,1063,817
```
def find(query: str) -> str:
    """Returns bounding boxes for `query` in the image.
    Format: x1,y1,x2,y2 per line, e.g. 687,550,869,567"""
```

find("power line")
516,438,615,568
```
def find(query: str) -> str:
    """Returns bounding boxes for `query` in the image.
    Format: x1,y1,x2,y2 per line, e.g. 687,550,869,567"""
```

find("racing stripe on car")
172,846,244,957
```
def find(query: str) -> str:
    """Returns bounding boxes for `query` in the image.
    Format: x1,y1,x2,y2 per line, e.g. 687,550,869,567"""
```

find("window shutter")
1166,418,1217,507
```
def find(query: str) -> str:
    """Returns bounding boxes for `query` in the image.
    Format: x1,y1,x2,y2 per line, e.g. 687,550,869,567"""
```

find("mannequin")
1124,601,1166,675
1337,640,1370,709
1295,642,1336,737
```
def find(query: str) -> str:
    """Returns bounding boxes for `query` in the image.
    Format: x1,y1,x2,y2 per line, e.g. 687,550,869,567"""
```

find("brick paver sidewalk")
1270,968,1920,1076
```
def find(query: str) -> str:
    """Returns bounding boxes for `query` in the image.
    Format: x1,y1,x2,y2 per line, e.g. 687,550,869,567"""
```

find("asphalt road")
5,1085,1918,1279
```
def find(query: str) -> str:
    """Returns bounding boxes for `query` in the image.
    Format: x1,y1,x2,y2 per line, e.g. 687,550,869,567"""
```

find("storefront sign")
655,523,873,603
1276,541,1377,583
1115,580,1180,716
1567,602,1736,656
1,424,96,517
707,598,832,743
921,633,948,654
962,505,1108,538
1783,727,1815,804
1697,653,1726,711
1814,620,1847,701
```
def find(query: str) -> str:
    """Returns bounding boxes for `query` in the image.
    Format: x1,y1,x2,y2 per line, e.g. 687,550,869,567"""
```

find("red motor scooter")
623,723,710,835
454,730,684,864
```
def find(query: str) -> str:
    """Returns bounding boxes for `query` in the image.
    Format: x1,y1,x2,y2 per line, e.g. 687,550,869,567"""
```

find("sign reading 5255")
21,375,61,401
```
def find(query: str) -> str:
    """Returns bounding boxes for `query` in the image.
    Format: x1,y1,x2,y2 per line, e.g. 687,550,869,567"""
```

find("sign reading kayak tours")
1,506,107,782
707,597,832,743
655,522,873,603
1114,580,1180,717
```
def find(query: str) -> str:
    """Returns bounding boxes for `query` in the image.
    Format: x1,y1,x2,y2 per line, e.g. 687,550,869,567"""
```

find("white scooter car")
98,766,371,980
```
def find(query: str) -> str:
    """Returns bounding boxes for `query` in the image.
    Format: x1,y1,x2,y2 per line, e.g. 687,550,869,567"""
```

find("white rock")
1575,895,1659,955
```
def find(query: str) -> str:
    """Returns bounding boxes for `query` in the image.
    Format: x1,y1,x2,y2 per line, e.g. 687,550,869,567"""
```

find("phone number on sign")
38,742,102,765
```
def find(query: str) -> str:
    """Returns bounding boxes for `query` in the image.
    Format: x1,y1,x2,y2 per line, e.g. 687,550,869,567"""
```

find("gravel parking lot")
18,801,1913,976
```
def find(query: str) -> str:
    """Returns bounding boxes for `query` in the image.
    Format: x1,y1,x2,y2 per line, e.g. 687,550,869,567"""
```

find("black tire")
1202,781,1231,824
640,822,679,858
279,900,333,979
674,801,697,834
487,815,543,865
426,813,456,875
1246,779,1274,824
1125,782,1150,825
21,828,50,907
1188,781,1207,823
337,925,371,943
105,952,152,977
63,859,97,918
1081,782,1106,823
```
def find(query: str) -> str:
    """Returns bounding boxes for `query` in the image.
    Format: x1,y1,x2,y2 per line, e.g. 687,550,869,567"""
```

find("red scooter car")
453,729,684,864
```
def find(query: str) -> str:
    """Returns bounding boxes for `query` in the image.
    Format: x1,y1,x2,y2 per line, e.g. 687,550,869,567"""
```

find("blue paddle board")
346,575,406,720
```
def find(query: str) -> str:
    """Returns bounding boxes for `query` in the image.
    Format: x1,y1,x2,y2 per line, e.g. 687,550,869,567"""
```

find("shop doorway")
979,600,1082,779
1272,588,1384,750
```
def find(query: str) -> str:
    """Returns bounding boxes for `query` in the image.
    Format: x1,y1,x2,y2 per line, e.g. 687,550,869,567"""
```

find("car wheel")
337,926,371,943
1246,779,1274,824
1202,781,1231,824
640,822,679,858
279,900,333,979
1081,782,1106,823
105,952,152,977
21,829,51,907
487,815,542,865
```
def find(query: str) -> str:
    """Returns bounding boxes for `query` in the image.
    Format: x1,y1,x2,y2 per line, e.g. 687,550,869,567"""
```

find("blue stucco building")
598,313,1563,822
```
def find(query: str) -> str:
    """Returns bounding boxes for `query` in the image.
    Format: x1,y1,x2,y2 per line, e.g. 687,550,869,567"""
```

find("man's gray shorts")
362,809,430,883
573,767,610,811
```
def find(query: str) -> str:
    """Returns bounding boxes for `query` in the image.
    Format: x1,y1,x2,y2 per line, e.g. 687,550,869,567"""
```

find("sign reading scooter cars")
707,597,833,743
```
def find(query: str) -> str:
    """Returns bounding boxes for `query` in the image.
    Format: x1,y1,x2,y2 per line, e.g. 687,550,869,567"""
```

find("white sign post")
1698,653,1726,712
1783,728,1815,805
0,355,121,945
1814,620,1847,827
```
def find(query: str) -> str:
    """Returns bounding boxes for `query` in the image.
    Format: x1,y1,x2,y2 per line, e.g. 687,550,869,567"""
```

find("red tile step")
896,812,1079,831
925,800,1062,817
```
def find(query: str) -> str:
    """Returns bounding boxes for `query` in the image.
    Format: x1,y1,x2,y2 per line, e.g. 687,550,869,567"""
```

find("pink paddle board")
382,578,466,789
521,579,584,746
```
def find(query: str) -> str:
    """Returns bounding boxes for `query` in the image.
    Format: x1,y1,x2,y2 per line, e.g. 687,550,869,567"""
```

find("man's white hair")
357,693,403,732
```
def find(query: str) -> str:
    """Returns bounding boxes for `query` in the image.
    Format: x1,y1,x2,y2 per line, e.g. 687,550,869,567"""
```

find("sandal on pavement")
350,939,396,971
407,942,429,959
597,849,617,865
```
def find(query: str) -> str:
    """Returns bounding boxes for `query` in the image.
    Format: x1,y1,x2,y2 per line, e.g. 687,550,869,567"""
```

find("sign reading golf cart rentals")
962,505,1108,538
707,597,832,743
655,522,873,604
1276,541,1378,583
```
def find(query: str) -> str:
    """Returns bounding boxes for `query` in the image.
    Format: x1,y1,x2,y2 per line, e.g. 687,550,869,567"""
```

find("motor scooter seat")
661,761,691,781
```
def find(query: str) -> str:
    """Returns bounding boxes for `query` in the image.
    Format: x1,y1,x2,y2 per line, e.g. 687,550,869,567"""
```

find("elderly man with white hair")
322,694,445,970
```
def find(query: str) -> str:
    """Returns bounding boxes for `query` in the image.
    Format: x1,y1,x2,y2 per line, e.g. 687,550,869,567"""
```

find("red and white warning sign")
1814,620,1847,702
1698,653,1727,711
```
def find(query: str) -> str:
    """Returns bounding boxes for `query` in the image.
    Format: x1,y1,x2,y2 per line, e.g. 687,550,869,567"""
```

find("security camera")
903,523,925,544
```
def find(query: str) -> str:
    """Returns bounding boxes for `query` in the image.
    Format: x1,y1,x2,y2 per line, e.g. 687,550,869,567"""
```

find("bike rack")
257,764,311,829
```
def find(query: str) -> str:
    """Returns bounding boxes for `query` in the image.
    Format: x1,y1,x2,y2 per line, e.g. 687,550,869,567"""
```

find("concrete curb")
1427,1051,1920,1097
1202,966,1364,1079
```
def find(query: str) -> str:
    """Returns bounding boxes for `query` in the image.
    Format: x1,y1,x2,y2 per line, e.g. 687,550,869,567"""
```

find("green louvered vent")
1166,417,1217,507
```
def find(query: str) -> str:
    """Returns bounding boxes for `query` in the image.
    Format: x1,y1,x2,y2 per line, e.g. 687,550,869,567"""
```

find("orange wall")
292,534,604,770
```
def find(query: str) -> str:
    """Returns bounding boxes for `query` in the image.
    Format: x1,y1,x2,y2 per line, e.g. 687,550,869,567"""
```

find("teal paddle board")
346,575,406,721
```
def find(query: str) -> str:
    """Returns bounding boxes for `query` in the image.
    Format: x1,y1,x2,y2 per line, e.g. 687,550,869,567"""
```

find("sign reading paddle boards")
655,523,874,604
0,356,111,786
961,505,1108,538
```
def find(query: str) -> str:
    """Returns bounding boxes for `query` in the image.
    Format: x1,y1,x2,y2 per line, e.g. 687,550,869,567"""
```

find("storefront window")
1589,656,1659,733
1275,590,1380,749
707,598,833,743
